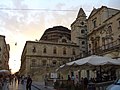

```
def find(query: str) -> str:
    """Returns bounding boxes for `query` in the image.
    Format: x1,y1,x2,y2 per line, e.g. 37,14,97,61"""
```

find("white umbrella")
57,55,120,71
76,55,120,66
0,70,10,75
56,55,120,82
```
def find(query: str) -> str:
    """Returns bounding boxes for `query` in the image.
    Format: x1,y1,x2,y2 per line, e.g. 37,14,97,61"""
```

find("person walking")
26,75,32,90
84,77,88,90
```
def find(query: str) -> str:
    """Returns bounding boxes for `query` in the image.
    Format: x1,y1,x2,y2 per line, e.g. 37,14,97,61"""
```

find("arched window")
53,47,57,54
72,48,76,55
32,46,36,53
52,60,57,65
82,41,85,45
31,59,36,66
42,60,46,66
63,47,66,55
43,47,47,53
89,44,91,48
81,21,84,25
119,21,120,27
108,26,112,34
93,20,97,28
102,37,105,45
118,35,120,42
119,21,120,26
81,29,85,33
62,39,67,43
0,60,2,64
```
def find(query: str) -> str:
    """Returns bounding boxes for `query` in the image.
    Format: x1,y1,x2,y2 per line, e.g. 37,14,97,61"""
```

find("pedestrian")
67,75,71,90
21,75,24,84
84,77,88,90
17,75,20,84
14,76,17,84
26,75,32,90
67,75,71,81
75,75,79,85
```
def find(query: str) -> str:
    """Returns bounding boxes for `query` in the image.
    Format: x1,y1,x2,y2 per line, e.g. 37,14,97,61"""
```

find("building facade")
70,6,120,79
19,26,80,81
87,6,120,58
0,35,10,70
71,6,120,59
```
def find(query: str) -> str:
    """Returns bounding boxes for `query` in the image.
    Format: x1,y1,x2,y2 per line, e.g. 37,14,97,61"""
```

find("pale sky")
0,0,120,73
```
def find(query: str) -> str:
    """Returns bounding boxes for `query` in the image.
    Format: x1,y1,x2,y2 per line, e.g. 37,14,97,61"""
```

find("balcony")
88,39,120,56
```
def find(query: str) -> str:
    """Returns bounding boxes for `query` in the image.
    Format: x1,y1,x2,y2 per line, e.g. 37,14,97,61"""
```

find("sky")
0,0,120,73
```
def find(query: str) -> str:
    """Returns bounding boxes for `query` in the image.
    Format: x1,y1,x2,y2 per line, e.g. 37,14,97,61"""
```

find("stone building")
87,6,120,58
71,6,120,59
0,35,10,70
19,26,80,81
70,6,120,78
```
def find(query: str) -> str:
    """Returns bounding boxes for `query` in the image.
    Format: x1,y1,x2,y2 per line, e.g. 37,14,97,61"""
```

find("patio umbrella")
56,55,120,82
76,55,120,66
0,70,10,76
57,55,120,71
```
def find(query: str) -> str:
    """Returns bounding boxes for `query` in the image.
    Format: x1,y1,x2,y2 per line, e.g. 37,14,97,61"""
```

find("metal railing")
88,39,120,56
88,81,114,90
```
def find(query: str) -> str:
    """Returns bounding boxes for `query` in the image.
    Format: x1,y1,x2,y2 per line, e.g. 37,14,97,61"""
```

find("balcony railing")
88,39,120,56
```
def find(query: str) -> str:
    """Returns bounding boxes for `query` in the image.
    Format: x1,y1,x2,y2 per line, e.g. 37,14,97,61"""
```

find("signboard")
50,73,57,79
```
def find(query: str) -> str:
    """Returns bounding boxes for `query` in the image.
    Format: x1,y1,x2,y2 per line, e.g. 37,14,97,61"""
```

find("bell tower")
71,8,87,57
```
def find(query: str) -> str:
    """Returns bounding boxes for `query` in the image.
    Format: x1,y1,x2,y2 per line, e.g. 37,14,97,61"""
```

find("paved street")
2,80,55,90
9,82,38,90
3,80,38,90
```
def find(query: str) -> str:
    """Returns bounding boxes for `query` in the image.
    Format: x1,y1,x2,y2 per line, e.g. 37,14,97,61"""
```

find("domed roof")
40,26,71,42
45,26,70,32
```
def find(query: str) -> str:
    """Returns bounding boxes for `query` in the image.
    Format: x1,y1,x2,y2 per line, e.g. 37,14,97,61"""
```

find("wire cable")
0,7,77,12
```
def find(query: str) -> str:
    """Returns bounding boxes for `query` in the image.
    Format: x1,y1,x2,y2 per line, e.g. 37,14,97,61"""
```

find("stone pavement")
2,80,55,90
32,81,56,90
8,80,39,90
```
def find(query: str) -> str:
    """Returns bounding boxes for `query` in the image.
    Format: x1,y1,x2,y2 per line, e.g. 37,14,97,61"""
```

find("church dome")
40,26,71,42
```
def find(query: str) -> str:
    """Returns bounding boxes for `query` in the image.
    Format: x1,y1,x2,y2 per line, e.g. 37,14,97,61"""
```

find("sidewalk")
32,81,55,90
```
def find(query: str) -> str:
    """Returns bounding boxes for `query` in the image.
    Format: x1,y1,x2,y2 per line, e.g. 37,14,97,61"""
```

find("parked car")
106,79,120,90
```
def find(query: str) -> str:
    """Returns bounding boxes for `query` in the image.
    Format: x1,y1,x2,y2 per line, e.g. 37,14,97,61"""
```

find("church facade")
87,6,120,58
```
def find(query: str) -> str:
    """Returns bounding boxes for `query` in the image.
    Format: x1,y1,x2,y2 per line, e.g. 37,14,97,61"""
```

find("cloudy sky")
0,0,120,73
